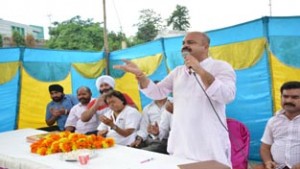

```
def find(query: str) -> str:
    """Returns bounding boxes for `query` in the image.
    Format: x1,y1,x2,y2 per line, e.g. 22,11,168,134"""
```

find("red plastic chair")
227,118,250,169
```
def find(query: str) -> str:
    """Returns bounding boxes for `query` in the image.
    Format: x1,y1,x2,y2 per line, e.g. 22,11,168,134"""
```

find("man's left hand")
292,163,300,169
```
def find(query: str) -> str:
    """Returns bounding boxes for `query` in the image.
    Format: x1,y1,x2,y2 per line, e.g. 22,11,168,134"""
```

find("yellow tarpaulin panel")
0,62,19,84
18,68,73,129
269,53,300,113
131,54,162,76
115,73,142,111
114,54,163,111
72,59,106,78
210,38,266,70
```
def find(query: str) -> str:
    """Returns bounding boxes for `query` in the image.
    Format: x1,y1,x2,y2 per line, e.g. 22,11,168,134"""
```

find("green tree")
0,34,3,47
46,16,103,51
11,31,25,47
46,16,127,51
134,9,164,43
108,31,127,51
25,34,36,47
167,5,190,31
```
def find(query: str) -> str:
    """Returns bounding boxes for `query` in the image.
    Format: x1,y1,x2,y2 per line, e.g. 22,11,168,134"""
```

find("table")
0,129,194,169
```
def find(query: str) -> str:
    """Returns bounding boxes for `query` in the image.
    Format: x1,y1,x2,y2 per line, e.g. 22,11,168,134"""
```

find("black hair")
49,84,64,93
77,86,92,94
280,81,300,94
104,90,127,105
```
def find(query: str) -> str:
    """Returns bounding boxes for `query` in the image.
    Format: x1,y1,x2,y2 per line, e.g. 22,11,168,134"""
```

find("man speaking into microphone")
113,32,236,168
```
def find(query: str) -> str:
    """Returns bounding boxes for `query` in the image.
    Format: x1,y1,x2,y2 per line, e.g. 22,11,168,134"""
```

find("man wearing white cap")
81,75,137,123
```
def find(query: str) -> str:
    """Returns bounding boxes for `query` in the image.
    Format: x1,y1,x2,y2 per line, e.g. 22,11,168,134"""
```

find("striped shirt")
261,109,300,168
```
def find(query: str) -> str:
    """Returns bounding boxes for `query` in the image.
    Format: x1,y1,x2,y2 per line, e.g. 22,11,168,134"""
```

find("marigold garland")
30,131,115,156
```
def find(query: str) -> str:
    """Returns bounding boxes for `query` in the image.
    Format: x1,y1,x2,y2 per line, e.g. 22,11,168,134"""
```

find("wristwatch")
111,125,118,130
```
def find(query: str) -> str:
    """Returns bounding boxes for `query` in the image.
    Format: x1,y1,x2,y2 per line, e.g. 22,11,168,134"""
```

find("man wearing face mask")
114,32,236,167
45,84,78,131
81,75,137,123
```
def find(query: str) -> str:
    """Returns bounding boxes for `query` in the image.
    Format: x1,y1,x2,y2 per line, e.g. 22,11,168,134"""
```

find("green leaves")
47,16,104,51
46,16,127,52
167,5,190,31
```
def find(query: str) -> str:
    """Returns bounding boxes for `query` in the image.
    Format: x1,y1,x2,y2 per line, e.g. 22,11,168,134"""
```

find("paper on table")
26,131,59,143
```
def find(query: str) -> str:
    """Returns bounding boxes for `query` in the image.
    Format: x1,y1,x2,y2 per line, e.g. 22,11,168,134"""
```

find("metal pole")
269,0,272,16
103,0,110,75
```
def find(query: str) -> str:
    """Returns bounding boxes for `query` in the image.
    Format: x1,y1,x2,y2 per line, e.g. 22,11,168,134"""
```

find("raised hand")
184,54,200,71
113,60,143,76
147,121,159,136
99,115,114,127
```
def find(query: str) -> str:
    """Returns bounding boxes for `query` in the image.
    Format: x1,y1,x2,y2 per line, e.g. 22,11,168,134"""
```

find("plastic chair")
227,118,250,169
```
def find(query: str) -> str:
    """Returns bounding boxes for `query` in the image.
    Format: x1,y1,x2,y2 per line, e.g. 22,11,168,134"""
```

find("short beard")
52,94,64,102
79,98,91,105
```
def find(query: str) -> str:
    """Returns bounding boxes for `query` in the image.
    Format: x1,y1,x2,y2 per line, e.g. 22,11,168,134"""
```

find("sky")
1,0,299,39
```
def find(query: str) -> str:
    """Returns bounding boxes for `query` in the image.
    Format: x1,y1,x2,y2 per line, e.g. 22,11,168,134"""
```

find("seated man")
255,81,300,169
81,75,137,122
97,90,141,146
130,96,169,154
147,98,173,154
44,84,78,131
65,86,99,134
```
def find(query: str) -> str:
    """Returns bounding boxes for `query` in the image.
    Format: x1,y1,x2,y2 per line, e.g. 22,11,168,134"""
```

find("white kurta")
158,109,172,140
141,57,236,167
65,102,99,134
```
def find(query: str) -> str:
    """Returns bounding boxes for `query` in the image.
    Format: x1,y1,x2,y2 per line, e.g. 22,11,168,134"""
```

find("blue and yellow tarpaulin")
0,16,300,160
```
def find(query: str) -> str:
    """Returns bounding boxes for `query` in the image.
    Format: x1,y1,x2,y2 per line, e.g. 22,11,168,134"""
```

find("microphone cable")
192,71,228,132
191,71,251,169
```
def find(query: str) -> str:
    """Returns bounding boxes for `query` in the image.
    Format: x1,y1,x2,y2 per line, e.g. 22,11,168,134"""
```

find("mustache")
284,103,295,107
181,47,191,53
79,98,90,102
99,88,112,94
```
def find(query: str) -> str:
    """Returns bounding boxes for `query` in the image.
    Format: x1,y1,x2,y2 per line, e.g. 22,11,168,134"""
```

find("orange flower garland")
30,131,115,156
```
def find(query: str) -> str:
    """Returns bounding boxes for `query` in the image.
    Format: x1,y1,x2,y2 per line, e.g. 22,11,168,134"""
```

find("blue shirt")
46,94,78,130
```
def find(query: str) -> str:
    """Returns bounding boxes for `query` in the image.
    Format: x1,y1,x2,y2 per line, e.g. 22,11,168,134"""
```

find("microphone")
181,51,193,75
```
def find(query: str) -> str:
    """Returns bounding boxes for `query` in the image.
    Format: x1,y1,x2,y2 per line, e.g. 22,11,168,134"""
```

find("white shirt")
141,57,236,167
97,105,141,146
65,101,99,134
261,109,300,168
137,101,167,141
158,109,172,140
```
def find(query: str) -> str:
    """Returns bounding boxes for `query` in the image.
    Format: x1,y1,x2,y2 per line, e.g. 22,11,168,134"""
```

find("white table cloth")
0,129,194,169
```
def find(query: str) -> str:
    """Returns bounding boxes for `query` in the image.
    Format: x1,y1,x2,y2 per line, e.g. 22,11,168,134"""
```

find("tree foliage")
25,34,36,47
108,31,127,51
11,31,25,47
46,16,104,51
167,5,190,31
134,9,164,43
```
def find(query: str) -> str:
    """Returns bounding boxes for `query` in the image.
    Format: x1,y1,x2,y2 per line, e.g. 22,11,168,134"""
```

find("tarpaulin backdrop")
0,16,299,160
